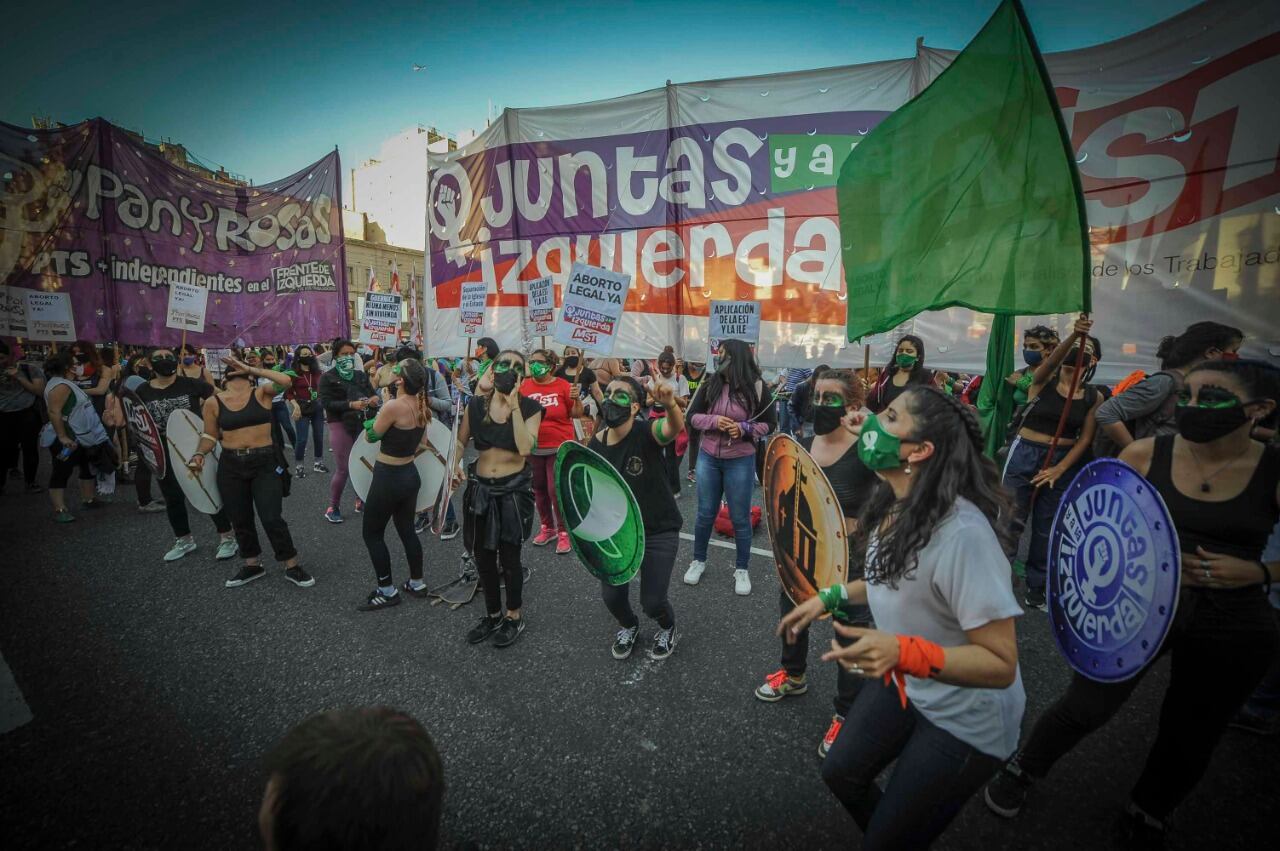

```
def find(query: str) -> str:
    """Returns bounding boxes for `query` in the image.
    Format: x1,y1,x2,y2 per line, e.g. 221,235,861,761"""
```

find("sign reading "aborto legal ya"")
554,263,629,355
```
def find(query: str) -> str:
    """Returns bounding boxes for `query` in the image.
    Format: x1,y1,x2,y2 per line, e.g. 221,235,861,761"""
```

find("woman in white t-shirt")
780,386,1024,850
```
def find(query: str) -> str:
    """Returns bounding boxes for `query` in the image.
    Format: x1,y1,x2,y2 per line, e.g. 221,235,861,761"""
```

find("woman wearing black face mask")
1001,316,1104,611
452,349,543,648
134,347,238,562
986,359,1280,845
589,376,686,660
755,370,880,759
285,345,326,477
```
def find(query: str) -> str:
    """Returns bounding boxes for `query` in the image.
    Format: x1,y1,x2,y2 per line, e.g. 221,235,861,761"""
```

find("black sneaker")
491,616,526,648
984,761,1033,818
648,624,679,660
612,625,639,660
285,566,315,587
413,512,429,535
466,613,504,644
313,460,329,474
401,579,431,598
440,521,460,541
294,464,306,479
225,564,266,588
357,589,401,611
1023,587,1047,612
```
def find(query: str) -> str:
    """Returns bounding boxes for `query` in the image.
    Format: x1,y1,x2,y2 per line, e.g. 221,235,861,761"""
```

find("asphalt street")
1,452,1274,850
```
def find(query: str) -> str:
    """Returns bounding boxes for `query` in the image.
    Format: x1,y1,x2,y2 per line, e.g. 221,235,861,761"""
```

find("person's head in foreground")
260,707,444,851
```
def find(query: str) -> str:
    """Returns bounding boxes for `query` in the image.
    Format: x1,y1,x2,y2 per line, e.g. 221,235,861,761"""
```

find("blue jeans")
692,451,756,571
293,404,325,462
1001,436,1083,593
271,400,296,447
776,400,796,437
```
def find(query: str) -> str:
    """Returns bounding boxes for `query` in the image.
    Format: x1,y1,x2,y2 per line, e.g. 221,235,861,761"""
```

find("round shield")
762,434,848,609
554,441,644,586
349,419,452,513
165,409,222,514
119,381,165,479
1047,458,1181,682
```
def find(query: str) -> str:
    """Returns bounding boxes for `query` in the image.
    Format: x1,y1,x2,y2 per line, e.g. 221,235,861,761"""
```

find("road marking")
0,650,33,735
678,531,773,559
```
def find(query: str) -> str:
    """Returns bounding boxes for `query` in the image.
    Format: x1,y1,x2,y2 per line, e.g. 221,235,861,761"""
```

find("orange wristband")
885,635,946,709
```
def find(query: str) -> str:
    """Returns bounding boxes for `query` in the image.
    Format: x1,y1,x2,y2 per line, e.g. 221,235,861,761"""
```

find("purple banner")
1,118,349,346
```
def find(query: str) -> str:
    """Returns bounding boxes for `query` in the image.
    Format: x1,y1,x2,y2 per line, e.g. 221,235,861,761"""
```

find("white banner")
165,282,210,333
553,263,629,356
23,291,76,342
359,292,402,347
422,0,1279,379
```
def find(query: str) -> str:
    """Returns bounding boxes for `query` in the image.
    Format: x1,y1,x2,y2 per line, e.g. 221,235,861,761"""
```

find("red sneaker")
819,715,844,759
532,525,554,546
555,531,572,554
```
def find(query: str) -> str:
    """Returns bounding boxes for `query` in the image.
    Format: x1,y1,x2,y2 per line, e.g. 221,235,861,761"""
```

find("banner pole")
180,327,188,360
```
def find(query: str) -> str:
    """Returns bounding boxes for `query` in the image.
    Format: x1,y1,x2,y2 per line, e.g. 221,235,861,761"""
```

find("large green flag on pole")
976,313,1016,458
839,0,1090,342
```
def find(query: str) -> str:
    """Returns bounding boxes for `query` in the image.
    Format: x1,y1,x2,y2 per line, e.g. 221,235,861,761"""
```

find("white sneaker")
684,560,706,585
163,538,198,562
734,569,752,596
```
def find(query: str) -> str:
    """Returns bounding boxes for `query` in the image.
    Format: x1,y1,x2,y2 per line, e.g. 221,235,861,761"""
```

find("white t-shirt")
865,497,1026,759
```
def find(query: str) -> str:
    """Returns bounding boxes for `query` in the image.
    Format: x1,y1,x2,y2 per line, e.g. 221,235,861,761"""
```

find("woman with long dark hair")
755,369,879,759
684,339,776,596
1093,320,1242,456
1001,316,1104,611
866,334,933,413
451,349,543,648
985,359,1279,846
191,355,311,589
285,344,326,478
355,358,434,610
780,386,1024,849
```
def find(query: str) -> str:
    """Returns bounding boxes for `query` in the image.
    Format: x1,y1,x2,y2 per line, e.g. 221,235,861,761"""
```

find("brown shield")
763,434,849,609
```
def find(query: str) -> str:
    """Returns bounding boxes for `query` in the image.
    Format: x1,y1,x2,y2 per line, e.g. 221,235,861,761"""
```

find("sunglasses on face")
493,360,524,375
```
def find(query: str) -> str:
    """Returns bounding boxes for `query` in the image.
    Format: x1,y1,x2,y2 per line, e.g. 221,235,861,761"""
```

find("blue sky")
5,0,1200,184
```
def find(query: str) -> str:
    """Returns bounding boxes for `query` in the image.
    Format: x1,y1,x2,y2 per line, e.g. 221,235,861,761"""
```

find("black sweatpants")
821,679,1002,850
158,457,231,538
1015,587,1278,819
216,448,295,562
601,529,677,630
0,406,41,485
362,461,423,586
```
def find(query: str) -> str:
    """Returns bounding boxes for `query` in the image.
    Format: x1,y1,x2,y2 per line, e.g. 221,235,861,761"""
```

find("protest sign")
525,276,554,336
359,292,402,347
708,300,761,359
459,282,488,338
23,291,76,342
554,263,629,355
165,282,210,333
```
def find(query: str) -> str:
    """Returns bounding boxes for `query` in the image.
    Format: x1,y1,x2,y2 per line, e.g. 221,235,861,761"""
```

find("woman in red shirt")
520,349,579,554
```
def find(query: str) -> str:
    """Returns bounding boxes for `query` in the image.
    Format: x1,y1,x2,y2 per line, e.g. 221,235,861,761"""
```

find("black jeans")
779,589,871,717
216,448,295,562
156,457,231,538
601,530,677,630
0,406,41,485
1015,587,1278,818
471,507,524,615
821,679,1003,850
362,461,423,586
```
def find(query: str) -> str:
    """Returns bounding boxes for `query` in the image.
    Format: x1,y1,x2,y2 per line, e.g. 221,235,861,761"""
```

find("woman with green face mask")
520,349,580,554
867,334,933,414
780,386,1024,849
318,339,381,524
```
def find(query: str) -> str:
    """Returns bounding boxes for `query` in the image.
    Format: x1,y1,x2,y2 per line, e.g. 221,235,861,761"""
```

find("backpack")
1092,370,1183,459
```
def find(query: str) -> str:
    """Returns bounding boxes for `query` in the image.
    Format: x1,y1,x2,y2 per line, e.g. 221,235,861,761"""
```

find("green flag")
976,314,1016,458
840,0,1089,342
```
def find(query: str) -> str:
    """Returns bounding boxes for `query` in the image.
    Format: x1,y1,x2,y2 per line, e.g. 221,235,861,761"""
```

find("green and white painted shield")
554,441,645,586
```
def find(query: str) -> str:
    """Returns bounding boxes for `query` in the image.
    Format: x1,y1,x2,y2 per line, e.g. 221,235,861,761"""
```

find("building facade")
341,209,424,343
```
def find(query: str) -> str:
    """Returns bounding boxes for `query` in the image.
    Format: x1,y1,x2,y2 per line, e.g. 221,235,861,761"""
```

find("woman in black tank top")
355,358,434,612
191,355,309,590
988,359,1280,843
1001,316,1105,610
754,370,879,758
